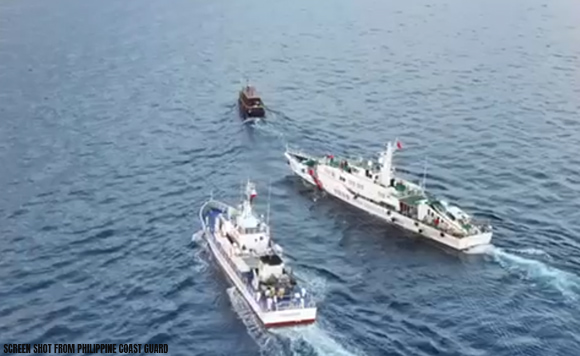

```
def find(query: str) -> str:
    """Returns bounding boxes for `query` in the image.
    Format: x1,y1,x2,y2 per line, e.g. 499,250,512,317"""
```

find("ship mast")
266,179,272,226
422,158,428,191
240,180,244,204
379,141,393,186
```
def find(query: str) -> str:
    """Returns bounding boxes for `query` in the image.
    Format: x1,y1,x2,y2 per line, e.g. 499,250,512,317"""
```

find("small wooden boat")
238,85,266,119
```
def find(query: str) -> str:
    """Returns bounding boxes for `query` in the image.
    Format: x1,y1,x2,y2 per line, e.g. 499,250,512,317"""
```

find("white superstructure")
284,141,493,251
196,181,316,327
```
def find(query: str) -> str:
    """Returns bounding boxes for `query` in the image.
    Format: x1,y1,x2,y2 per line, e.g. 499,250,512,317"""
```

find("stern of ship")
261,307,317,328
457,231,493,250
245,106,266,118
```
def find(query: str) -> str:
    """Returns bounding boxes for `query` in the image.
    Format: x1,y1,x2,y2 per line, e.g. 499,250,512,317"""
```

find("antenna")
266,179,272,226
422,158,428,191
210,189,213,201
240,180,244,203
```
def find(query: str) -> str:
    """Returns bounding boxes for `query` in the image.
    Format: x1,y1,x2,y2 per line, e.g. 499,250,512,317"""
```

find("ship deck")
200,202,316,315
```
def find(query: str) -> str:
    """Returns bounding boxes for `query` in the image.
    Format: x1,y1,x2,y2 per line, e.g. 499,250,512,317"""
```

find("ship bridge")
234,212,270,254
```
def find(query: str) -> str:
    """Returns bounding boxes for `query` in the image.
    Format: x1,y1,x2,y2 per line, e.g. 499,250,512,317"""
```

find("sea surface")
1,0,580,355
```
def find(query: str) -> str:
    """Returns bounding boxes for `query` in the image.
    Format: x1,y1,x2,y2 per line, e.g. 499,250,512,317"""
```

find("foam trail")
227,288,365,356
226,288,285,356
277,269,365,356
506,247,552,259
488,246,580,301
252,120,287,141
226,263,363,356
293,269,328,302
272,322,366,356
242,117,263,125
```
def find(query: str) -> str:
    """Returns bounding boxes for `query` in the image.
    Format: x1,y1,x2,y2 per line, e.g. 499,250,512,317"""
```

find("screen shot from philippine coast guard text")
3,343,169,354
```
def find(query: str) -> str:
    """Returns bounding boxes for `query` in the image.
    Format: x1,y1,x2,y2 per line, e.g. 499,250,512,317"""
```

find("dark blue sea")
1,0,580,355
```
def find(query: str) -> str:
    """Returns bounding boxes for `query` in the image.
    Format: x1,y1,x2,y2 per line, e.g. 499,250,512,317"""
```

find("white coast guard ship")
284,140,493,251
196,181,316,328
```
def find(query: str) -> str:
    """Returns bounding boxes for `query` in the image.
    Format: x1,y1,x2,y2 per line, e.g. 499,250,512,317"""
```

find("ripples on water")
1,0,580,355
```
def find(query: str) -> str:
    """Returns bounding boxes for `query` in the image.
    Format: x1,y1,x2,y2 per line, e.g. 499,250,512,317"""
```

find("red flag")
396,140,403,150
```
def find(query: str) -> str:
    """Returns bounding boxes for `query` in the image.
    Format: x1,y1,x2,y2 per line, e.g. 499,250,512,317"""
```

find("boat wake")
226,287,286,356
271,323,366,356
292,269,328,302
475,244,580,301
251,119,288,141
249,106,305,145
226,274,364,356
242,117,264,125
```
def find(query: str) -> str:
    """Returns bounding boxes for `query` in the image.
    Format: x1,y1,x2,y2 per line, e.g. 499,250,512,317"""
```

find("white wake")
471,244,580,301
225,269,365,356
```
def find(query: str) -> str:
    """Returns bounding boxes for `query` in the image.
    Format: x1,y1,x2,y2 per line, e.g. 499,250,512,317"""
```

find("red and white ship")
196,180,317,328
284,140,493,251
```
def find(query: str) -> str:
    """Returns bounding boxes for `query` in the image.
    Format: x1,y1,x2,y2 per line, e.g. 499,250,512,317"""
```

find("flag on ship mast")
250,187,257,202
396,139,403,150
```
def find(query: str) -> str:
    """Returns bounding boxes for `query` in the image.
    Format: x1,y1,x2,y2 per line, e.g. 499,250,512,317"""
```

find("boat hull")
198,201,316,328
285,152,492,251
238,99,266,118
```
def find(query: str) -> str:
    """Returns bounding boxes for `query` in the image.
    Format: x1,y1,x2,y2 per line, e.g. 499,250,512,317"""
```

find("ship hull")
198,201,316,328
285,152,492,251
238,99,266,119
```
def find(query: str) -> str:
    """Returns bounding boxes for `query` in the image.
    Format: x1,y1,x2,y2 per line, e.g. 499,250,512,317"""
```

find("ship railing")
470,219,493,233
274,295,316,311
256,293,316,312
199,199,231,228
211,240,314,312
284,145,316,160
420,218,468,238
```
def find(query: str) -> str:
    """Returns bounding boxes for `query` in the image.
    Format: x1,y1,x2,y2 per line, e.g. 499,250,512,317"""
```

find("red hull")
264,318,316,328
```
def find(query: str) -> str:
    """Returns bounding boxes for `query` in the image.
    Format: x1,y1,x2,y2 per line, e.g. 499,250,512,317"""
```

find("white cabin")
231,210,270,254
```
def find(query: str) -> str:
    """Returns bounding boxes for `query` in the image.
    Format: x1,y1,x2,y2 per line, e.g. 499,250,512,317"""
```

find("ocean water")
1,0,580,355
